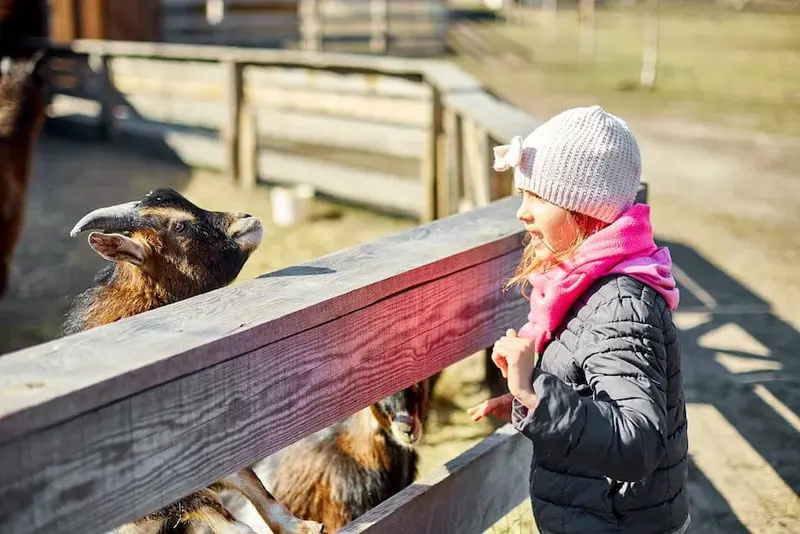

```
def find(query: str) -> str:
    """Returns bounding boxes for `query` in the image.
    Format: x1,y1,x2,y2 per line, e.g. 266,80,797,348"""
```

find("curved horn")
69,201,141,237
25,49,48,73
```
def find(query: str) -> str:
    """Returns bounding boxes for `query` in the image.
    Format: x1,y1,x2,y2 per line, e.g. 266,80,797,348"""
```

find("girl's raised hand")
467,393,514,423
492,328,538,400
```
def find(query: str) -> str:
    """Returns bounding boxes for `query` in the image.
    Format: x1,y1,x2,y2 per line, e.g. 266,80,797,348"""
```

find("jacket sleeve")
511,305,669,482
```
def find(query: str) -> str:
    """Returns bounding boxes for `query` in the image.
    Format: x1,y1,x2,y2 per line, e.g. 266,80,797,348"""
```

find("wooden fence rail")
37,38,529,222
0,196,532,534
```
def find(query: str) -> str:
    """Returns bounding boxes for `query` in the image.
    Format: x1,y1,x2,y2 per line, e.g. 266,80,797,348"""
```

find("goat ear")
87,232,147,266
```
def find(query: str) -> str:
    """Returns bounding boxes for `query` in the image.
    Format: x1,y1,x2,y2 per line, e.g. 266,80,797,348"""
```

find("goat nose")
234,211,253,219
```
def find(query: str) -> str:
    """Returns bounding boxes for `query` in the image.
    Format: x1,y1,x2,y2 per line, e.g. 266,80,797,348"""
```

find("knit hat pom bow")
492,135,524,172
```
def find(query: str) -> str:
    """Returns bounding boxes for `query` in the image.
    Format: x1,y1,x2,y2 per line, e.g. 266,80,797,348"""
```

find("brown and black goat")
66,187,323,534
0,48,49,298
63,186,264,335
223,380,431,533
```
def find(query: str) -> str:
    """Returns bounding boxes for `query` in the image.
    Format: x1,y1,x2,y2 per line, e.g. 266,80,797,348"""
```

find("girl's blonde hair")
505,210,608,298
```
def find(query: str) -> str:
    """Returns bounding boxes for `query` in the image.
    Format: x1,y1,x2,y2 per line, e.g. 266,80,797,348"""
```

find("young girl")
468,105,690,533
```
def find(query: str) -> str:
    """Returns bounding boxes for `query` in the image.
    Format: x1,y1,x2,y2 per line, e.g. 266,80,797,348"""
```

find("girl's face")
515,189,578,261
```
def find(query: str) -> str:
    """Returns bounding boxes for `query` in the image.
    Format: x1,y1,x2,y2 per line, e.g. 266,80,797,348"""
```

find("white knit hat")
493,105,641,223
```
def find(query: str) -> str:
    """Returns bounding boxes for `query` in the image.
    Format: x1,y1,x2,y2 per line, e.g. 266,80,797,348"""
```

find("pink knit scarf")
517,203,680,354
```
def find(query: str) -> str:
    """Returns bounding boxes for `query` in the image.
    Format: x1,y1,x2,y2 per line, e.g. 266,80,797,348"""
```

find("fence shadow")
659,237,799,532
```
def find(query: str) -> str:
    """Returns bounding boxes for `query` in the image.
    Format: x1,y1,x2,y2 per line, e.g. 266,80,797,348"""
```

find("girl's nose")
517,204,532,223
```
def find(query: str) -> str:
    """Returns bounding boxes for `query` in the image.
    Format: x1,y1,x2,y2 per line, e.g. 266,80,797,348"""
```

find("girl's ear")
87,232,147,266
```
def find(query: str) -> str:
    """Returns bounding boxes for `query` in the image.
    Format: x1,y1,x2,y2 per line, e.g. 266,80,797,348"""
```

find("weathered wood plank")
109,56,224,81
243,64,429,99
421,85,443,222
462,117,492,206
163,13,299,33
442,91,540,150
162,0,298,6
114,93,224,129
421,61,484,94
48,94,102,121
0,197,528,534
243,84,430,127
43,39,428,77
255,148,423,215
0,196,524,444
252,107,426,159
340,425,531,534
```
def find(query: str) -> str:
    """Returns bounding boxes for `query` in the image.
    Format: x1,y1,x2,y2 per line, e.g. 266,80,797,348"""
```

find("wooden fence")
0,195,533,534
40,38,539,221
3,39,648,533
158,0,447,56
298,0,448,56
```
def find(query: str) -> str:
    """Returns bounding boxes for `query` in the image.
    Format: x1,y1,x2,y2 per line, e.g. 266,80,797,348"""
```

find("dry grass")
452,3,800,136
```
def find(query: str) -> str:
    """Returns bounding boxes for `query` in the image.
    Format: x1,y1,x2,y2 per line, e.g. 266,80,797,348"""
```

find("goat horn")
25,49,48,74
69,201,141,237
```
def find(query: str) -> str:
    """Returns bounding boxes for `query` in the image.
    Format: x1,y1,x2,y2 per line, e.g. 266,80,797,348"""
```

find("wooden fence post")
370,0,389,54
238,105,258,189
90,53,116,141
222,60,242,181
300,0,322,51
462,118,492,208
438,108,463,218
422,85,444,223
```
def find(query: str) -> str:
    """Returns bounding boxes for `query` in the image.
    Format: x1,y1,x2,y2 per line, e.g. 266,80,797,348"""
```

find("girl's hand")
467,393,514,423
492,328,538,401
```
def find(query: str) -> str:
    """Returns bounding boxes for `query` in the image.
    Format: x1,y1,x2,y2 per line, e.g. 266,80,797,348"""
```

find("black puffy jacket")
511,274,690,534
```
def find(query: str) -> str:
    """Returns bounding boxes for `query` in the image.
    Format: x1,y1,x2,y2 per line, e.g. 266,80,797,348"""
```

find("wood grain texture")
443,91,540,150
0,196,524,444
339,425,532,534
242,64,429,99
255,148,422,215
252,107,426,159
116,92,225,130
0,200,528,534
244,85,430,128
41,39,428,77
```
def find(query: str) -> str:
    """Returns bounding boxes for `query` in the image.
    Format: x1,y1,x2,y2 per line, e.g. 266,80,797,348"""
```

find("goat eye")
173,221,185,232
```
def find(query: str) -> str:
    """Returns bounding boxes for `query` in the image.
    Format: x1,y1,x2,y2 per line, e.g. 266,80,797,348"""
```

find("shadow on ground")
0,132,193,353
423,236,799,533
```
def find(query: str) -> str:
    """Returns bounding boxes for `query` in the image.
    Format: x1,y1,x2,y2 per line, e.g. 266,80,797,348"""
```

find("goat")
0,48,49,298
67,187,324,534
223,380,430,533
63,187,263,334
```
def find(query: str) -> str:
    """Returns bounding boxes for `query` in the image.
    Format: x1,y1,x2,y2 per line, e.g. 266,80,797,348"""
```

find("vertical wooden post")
439,108,463,218
300,0,322,51
640,0,660,89
90,53,116,141
369,0,389,54
488,135,513,202
462,118,492,207
238,106,258,190
222,60,242,181
421,85,443,223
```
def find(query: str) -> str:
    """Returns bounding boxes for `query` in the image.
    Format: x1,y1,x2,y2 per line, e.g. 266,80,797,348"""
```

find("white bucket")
270,184,315,227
